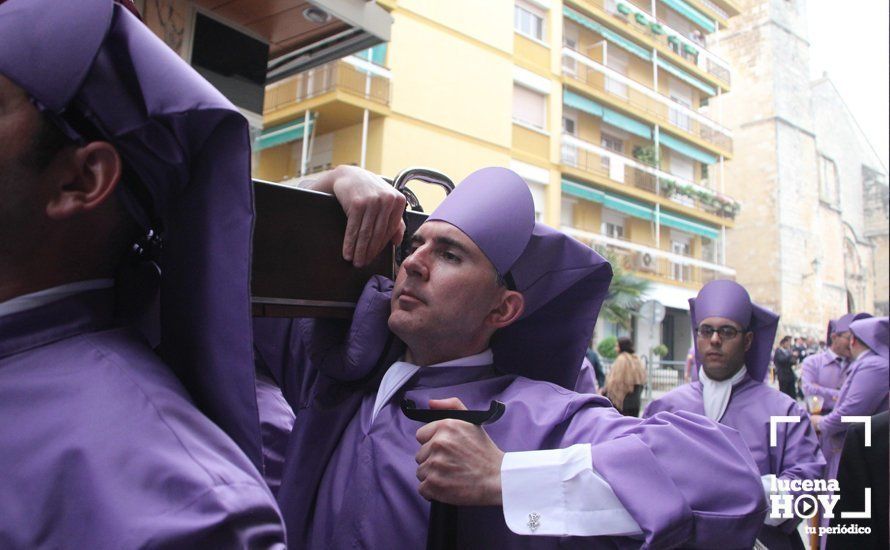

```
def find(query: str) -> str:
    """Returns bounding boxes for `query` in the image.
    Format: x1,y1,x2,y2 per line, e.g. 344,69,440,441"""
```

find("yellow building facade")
256,0,742,359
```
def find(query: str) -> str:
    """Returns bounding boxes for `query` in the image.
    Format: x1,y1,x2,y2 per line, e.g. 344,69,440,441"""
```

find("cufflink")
527,512,541,532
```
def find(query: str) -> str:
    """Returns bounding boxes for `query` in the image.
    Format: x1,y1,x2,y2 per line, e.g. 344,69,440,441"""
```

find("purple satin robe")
280,359,767,549
255,366,296,498
818,351,890,480
644,376,826,550
0,290,285,548
800,350,846,412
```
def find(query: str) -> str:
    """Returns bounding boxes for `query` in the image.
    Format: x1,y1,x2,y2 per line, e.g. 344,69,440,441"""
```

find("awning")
255,115,315,151
563,6,651,61
656,58,716,96
562,179,654,220
660,0,716,33
659,132,718,164
659,211,719,239
563,91,652,139
562,178,720,239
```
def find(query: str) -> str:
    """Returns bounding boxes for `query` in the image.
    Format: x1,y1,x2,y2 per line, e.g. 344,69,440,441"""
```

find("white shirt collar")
699,365,748,422
371,349,493,422
0,279,114,319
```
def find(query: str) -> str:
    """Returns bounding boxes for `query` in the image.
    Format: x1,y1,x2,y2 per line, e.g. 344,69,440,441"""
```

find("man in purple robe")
0,0,405,546
800,319,849,414
278,167,767,548
643,280,826,550
811,316,889,481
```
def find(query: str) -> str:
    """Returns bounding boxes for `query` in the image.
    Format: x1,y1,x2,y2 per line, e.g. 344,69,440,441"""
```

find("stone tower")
708,0,867,335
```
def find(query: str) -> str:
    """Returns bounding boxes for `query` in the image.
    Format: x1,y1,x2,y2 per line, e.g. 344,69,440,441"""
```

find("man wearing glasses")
644,280,825,550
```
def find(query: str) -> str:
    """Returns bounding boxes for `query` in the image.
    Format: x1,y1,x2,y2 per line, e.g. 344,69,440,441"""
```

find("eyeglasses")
696,325,742,340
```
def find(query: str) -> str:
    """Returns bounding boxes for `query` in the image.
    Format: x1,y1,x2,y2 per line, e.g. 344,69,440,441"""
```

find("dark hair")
617,336,634,354
31,112,74,169
780,336,792,345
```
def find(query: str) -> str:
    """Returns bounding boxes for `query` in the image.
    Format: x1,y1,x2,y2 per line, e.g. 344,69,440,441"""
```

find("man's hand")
414,398,505,506
301,165,406,267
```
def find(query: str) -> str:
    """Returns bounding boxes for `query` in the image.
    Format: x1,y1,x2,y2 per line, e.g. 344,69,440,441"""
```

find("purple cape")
645,376,826,550
0,0,262,467
0,290,285,547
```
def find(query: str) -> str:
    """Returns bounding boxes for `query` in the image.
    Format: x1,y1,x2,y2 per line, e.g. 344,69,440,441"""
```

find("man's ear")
744,331,754,352
488,290,525,330
45,141,122,220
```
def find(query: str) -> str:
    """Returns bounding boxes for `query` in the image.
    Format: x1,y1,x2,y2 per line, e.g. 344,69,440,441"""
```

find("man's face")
0,75,53,257
696,316,753,381
389,221,507,361
830,331,852,358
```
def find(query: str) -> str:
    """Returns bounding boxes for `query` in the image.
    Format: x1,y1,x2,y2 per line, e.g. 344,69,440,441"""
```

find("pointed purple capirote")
0,0,261,467
850,317,889,360
835,312,873,334
429,167,613,388
689,280,779,382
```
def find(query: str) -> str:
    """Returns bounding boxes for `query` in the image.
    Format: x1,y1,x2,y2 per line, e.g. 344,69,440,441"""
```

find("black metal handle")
401,399,506,550
401,399,505,426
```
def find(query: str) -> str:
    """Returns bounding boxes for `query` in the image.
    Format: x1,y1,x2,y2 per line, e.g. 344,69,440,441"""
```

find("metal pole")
654,125,661,247
300,109,310,177
360,48,372,169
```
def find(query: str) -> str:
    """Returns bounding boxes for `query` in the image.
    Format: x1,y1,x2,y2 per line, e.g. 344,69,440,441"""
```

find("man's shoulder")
737,379,803,414
646,383,700,412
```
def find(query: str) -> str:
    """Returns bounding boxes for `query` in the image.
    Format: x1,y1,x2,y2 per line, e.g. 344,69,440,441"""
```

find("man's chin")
702,364,733,381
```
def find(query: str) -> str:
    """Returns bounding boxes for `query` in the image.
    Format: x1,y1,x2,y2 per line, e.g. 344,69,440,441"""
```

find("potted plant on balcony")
660,178,677,197
634,12,648,25
683,43,699,57
616,3,632,15
632,145,658,167
650,23,665,35
667,35,680,46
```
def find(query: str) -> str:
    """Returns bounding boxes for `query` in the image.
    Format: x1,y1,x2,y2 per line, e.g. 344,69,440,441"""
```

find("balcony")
562,226,735,286
263,56,391,131
562,47,732,154
569,0,730,89
561,134,738,219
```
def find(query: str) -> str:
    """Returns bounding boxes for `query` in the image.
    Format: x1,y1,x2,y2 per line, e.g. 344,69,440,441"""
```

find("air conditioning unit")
634,251,657,273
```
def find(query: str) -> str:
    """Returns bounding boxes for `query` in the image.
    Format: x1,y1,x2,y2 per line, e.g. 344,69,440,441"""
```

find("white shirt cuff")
761,474,790,526
501,444,643,537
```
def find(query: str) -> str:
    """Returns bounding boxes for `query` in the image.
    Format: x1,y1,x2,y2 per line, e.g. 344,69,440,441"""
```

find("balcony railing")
563,47,732,153
561,134,738,219
264,56,391,113
562,226,735,285
579,0,731,87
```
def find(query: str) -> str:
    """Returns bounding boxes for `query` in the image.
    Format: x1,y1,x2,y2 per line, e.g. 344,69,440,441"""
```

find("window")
701,237,716,263
512,85,547,129
668,77,693,131
563,24,579,74
514,2,545,41
528,182,546,221
671,233,692,281
562,111,578,166
668,151,695,182
604,48,629,98
819,155,839,206
561,197,576,227
601,208,626,240
600,131,625,171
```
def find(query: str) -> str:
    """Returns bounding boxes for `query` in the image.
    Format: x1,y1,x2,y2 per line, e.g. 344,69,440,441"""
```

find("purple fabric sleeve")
567,407,767,548
800,355,840,403
820,357,890,438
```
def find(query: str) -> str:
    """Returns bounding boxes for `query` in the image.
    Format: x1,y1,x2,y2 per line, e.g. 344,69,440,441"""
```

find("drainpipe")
300,109,311,176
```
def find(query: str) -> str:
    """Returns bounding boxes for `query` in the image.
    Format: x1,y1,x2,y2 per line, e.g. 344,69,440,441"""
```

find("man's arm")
415,399,766,548
800,356,841,404
817,359,889,437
